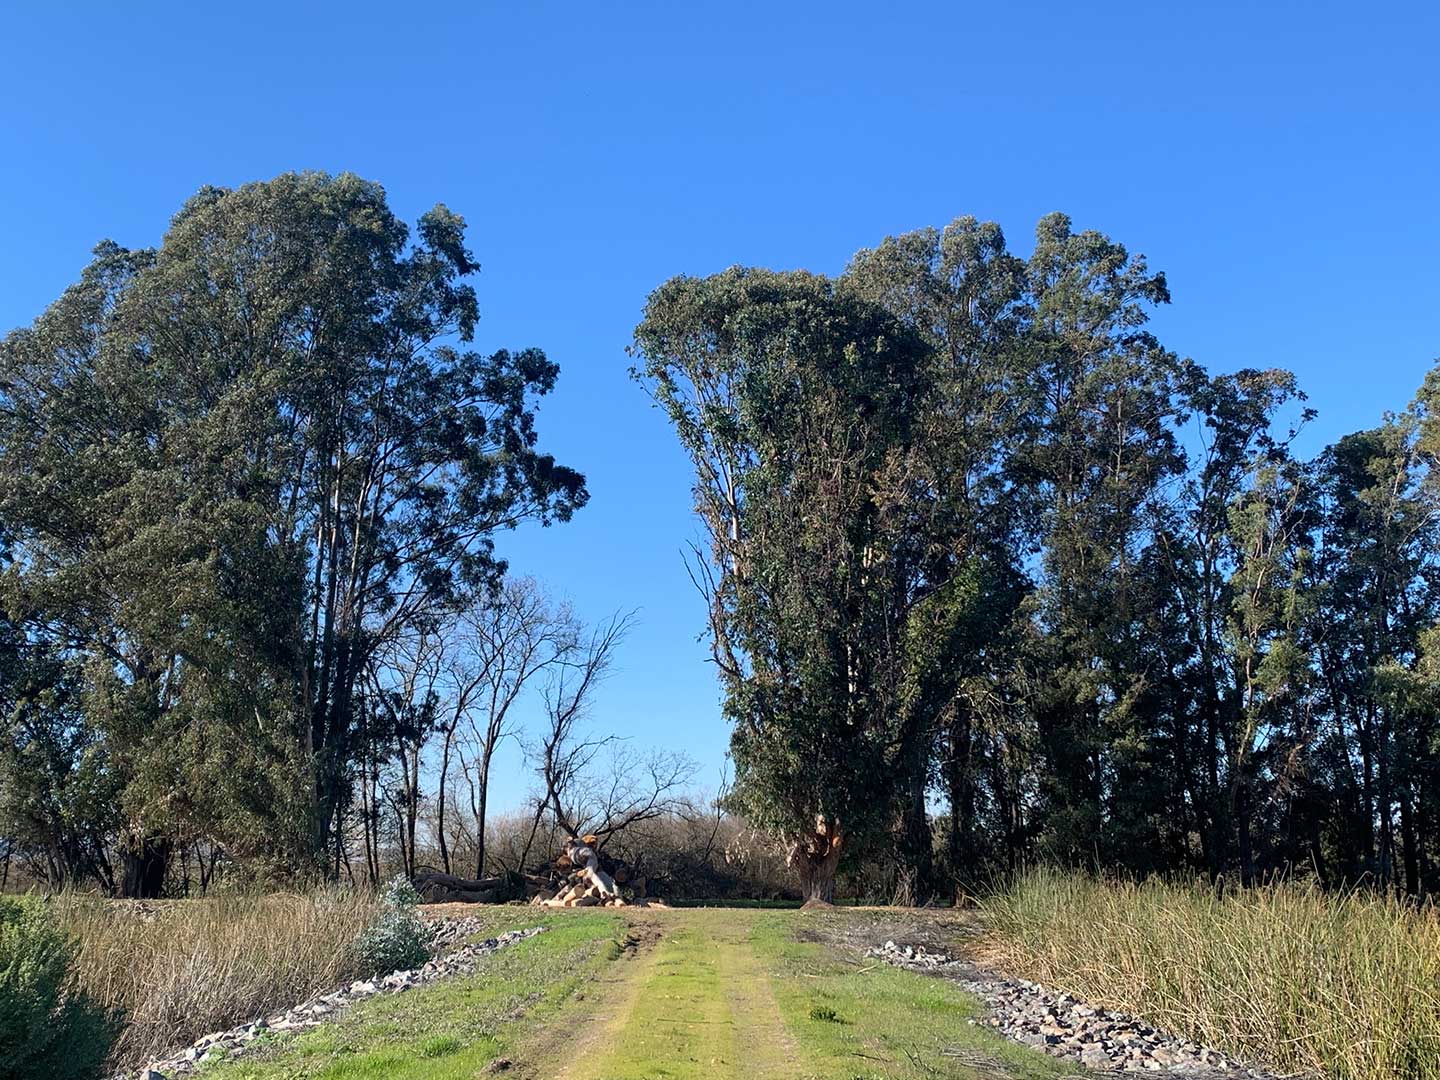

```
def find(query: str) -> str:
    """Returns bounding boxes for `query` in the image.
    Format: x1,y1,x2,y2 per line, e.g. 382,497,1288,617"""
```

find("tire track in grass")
561,910,795,1080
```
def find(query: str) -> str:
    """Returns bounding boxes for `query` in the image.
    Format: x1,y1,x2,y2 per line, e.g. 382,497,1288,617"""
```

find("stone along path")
866,939,1281,1078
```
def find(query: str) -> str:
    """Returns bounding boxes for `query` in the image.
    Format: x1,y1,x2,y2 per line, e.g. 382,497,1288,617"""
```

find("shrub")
351,876,430,975
0,896,115,1080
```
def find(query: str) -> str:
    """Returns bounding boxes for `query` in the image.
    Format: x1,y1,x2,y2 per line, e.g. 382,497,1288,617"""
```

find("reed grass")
982,869,1440,1080
53,890,379,1069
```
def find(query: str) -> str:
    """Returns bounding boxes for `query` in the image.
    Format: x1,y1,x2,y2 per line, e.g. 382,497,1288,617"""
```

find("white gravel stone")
117,919,546,1080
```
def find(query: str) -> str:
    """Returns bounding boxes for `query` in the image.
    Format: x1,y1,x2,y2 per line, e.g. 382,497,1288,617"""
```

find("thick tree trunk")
898,765,933,904
412,869,514,903
792,821,844,907
797,847,842,906
120,836,171,899
945,713,975,902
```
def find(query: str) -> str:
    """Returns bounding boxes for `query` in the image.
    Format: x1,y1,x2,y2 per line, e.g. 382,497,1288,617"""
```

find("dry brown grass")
54,890,379,1069
983,869,1440,1080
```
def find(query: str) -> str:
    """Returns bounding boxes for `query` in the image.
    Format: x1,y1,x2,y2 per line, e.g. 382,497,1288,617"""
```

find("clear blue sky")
3,2,1437,813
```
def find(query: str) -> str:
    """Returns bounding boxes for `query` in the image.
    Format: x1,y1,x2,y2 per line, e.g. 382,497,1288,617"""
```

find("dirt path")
513,910,798,1080
508,922,667,1080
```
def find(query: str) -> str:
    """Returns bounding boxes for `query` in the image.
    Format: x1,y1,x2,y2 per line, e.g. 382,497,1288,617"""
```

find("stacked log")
529,835,657,908
412,836,664,907
411,869,519,904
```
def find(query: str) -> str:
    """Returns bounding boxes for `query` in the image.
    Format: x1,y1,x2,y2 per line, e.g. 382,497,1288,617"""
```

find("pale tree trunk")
791,819,844,906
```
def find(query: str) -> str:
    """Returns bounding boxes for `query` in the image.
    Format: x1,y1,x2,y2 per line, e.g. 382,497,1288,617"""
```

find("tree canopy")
0,172,585,892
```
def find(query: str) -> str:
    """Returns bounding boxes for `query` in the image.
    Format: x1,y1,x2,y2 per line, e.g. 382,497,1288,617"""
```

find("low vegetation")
0,896,115,1080
201,908,622,1080
983,870,1440,1080
54,890,385,1069
521,908,1072,1080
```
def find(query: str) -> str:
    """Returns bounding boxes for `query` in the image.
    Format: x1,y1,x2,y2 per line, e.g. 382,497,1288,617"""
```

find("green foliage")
0,896,115,1080
634,268,968,898
351,877,429,975
0,172,585,889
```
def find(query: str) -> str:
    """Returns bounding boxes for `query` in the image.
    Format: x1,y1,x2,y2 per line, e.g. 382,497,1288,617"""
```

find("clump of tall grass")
53,890,381,1069
982,869,1440,1080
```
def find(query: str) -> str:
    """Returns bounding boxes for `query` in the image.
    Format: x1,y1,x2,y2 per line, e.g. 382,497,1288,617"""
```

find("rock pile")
121,920,546,1080
866,940,1276,1077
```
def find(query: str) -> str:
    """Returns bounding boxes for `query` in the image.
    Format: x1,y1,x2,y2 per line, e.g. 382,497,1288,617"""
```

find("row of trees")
635,214,1440,902
4,175,1436,904
0,173,619,895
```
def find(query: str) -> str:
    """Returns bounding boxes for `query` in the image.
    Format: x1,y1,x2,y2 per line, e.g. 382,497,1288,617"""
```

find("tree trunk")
437,725,455,875
120,836,172,899
793,823,844,906
797,844,843,906
945,713,975,902
898,762,932,904
1236,776,1255,887
1401,793,1420,897
474,746,494,879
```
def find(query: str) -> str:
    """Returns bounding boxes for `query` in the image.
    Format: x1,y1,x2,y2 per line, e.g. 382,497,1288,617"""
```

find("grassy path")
519,908,1074,1080
552,913,796,1080
196,907,1075,1080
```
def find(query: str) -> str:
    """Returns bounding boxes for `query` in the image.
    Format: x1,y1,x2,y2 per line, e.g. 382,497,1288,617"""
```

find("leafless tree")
518,611,697,867
448,578,581,876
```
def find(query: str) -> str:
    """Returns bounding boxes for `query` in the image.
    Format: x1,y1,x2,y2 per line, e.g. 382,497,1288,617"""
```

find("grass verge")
982,869,1440,1080
198,907,624,1080
752,910,1076,1080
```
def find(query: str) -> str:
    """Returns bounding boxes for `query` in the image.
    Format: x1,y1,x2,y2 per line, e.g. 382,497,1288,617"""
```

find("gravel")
118,918,546,1080
866,940,1284,1077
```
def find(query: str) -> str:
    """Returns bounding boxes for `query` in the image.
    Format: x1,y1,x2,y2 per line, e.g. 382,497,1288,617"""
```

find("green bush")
0,896,116,1080
351,876,430,975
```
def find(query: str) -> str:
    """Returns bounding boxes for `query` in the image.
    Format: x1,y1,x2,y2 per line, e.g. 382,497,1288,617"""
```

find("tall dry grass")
53,890,379,1068
982,869,1440,1080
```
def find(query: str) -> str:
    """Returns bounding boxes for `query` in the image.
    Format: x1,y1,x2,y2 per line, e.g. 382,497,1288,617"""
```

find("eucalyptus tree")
0,173,585,888
841,217,1032,896
634,267,968,902
1017,213,1192,864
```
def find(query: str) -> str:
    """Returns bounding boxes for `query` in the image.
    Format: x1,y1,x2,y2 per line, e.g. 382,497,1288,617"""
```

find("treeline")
0,174,613,896
634,215,1440,901
3,175,1437,904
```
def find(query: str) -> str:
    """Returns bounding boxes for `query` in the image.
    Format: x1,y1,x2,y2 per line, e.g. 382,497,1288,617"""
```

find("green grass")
198,908,624,1080
578,919,754,1079
568,908,1072,1080
983,869,1440,1080
751,911,1077,1080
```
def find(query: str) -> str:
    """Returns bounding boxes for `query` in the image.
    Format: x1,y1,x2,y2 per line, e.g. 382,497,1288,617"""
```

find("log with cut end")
533,835,662,908
411,869,513,904
415,836,666,908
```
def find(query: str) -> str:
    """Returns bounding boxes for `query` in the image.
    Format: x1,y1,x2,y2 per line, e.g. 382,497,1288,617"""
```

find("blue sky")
2,1,1437,813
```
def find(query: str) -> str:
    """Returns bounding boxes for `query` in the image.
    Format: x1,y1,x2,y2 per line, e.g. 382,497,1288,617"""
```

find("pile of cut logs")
412,835,659,908
531,835,645,908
